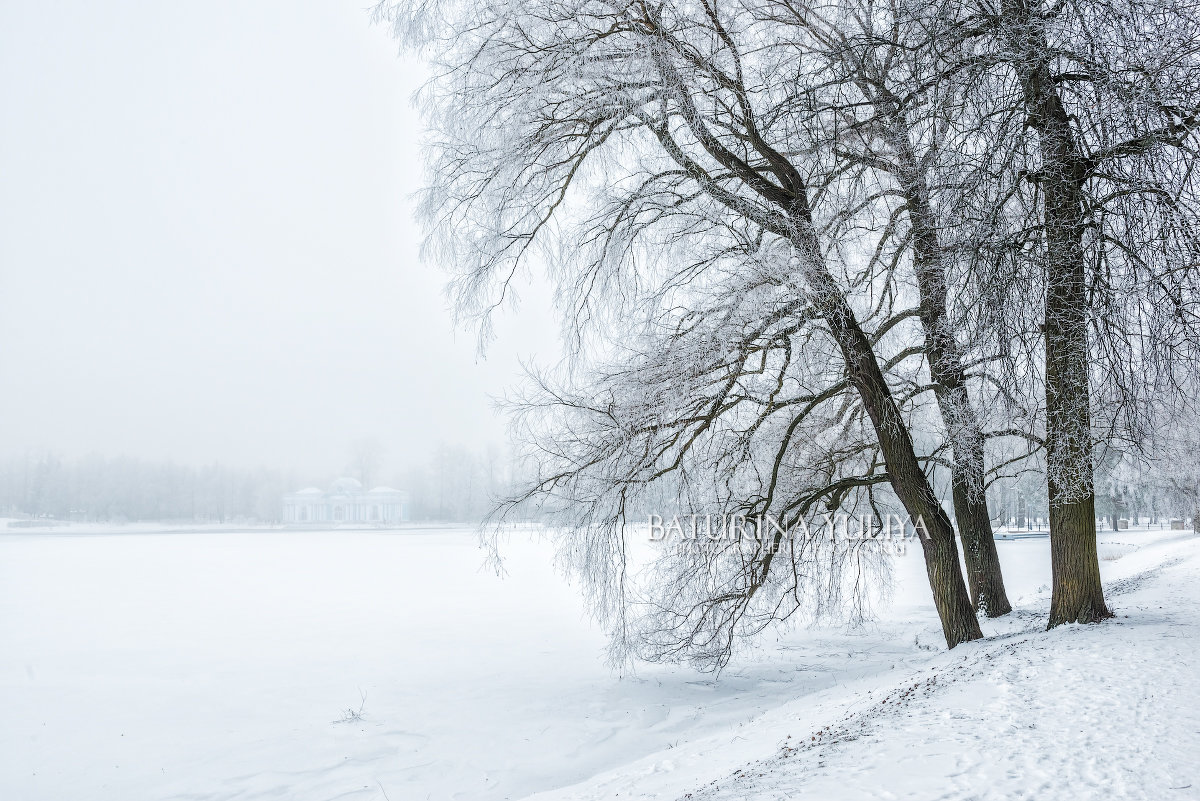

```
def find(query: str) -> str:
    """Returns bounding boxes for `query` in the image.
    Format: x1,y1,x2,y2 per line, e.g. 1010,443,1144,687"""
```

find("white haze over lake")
0,1,556,477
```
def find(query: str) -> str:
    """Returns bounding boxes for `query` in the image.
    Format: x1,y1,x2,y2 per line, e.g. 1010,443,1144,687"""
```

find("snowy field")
1,525,1196,800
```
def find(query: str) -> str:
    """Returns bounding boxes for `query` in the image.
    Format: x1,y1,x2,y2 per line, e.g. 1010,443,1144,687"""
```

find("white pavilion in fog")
283,478,409,525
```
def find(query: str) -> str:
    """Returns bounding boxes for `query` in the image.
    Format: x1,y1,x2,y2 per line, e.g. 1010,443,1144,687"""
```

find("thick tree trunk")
1038,82,1112,628
1003,0,1111,627
800,244,983,647
1047,478,1109,625
896,144,1012,616
949,447,1012,615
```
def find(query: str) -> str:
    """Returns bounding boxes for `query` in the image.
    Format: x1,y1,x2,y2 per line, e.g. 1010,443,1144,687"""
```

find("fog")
0,1,555,480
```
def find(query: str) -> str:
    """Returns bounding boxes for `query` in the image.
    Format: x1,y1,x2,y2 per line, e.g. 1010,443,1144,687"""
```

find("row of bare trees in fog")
379,0,1200,661
0,444,519,525
7,440,1191,530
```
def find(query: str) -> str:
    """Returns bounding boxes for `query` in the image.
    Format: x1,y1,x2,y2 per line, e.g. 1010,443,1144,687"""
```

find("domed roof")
329,477,363,494
368,486,400,494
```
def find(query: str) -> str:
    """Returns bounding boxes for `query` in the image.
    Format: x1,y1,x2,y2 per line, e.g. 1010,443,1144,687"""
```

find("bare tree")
962,0,1200,625
772,1,1017,614
379,0,984,653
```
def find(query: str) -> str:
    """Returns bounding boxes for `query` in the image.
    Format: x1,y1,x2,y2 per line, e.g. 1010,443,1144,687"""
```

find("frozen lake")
0,526,1069,800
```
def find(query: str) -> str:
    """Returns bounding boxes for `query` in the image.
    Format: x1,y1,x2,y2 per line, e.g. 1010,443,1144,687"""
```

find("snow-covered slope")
523,531,1200,801
2,527,1194,800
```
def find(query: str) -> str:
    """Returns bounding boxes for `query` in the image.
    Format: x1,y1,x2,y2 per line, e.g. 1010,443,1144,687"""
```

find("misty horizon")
0,1,557,479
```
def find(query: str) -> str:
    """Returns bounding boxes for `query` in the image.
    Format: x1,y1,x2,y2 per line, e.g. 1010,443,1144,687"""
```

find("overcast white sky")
0,1,556,477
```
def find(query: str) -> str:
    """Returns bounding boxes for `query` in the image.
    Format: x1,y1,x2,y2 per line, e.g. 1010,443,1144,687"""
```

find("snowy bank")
525,530,1200,801
1,527,1194,800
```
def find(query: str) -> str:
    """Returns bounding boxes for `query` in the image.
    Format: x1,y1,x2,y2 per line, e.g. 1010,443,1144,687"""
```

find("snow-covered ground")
1,525,1195,800
536,528,1200,801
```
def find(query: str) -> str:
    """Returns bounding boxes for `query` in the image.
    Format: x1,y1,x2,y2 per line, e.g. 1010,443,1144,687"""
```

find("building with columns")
283,477,409,525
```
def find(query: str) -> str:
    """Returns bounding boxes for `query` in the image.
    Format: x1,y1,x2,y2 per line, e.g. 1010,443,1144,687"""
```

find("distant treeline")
0,454,284,523
0,444,525,525
9,446,1189,529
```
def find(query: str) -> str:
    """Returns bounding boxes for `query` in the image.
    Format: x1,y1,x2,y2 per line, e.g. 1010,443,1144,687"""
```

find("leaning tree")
766,0,1025,615
377,0,987,651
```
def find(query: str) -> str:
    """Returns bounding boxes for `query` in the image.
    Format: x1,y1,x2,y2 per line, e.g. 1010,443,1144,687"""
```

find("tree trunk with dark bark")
797,228,984,646
950,451,1012,614
828,291,984,645
895,140,1012,616
1002,0,1111,627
